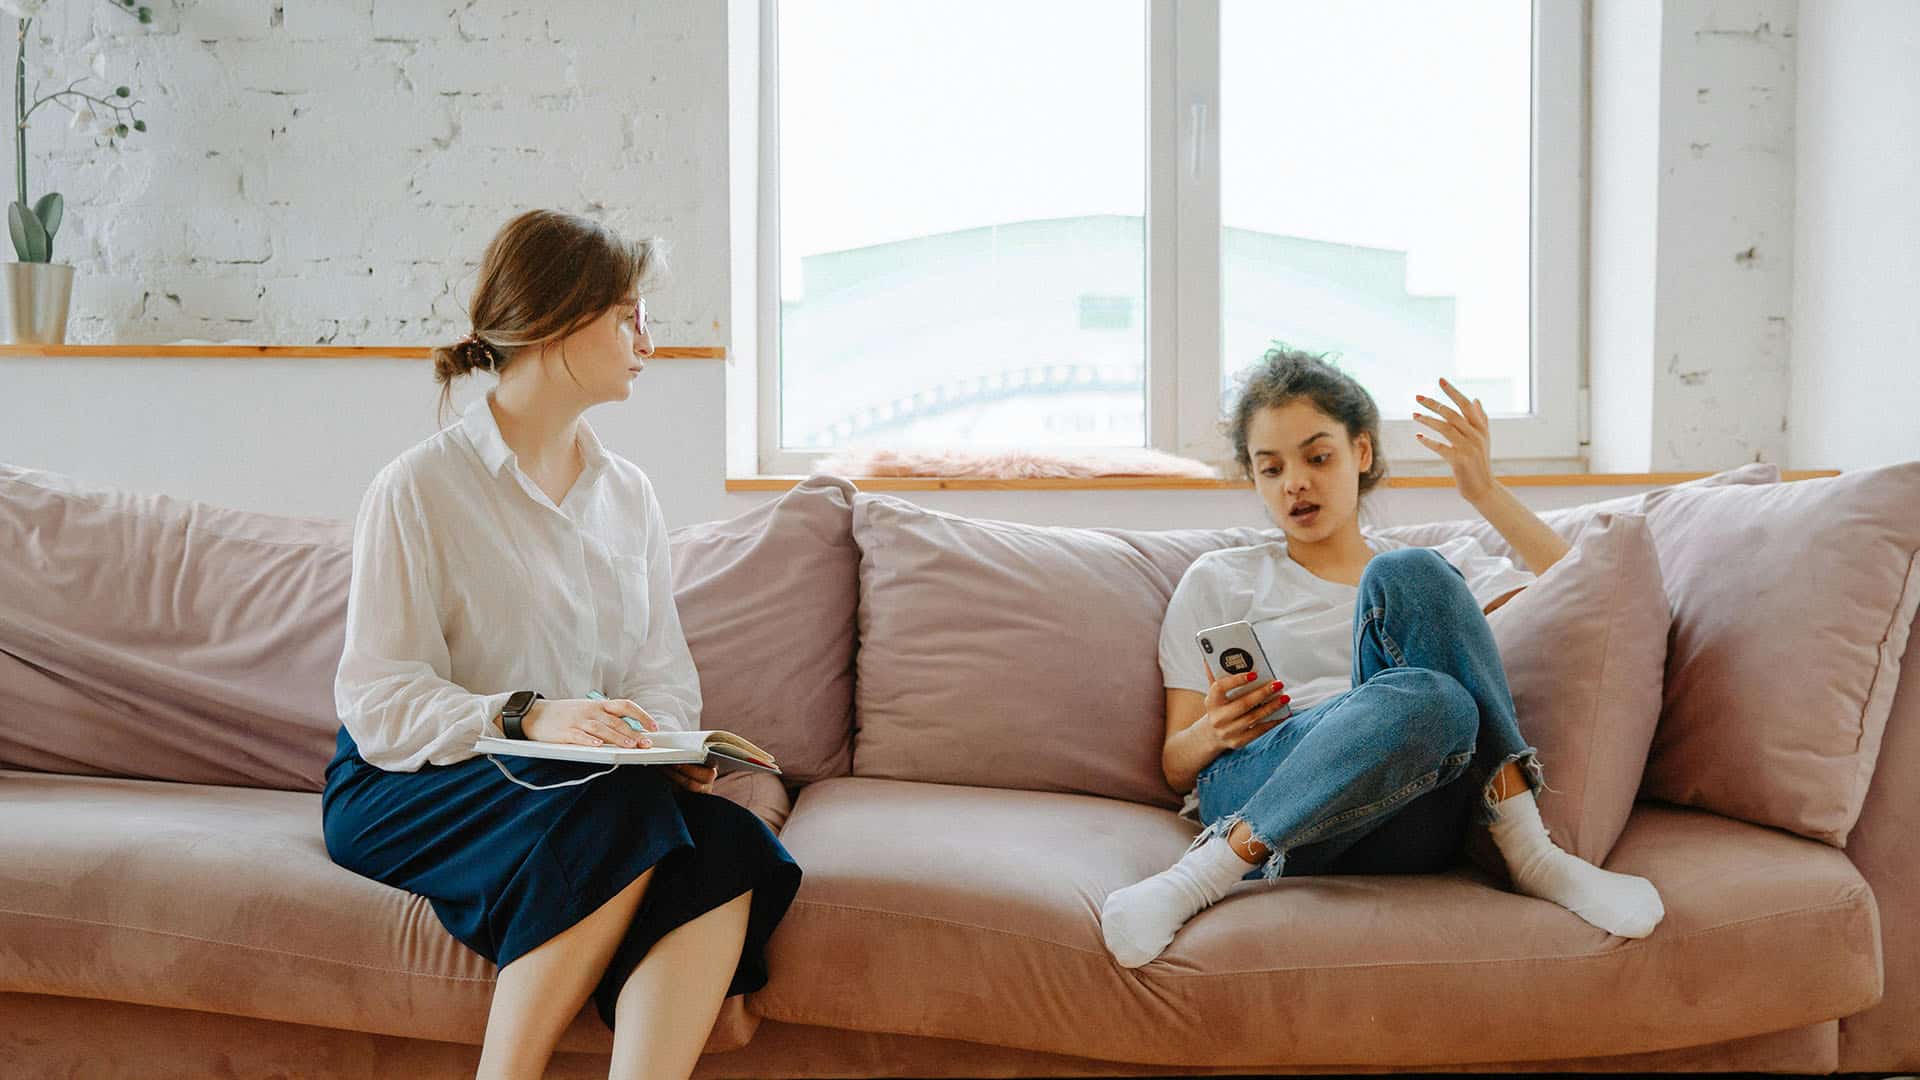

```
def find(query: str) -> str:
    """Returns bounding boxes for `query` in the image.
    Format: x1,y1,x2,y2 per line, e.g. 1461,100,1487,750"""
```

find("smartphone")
1196,620,1289,716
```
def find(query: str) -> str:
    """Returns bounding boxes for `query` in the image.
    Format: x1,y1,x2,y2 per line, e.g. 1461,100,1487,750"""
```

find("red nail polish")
1245,672,1258,682
1270,681,1282,690
1279,695,1291,703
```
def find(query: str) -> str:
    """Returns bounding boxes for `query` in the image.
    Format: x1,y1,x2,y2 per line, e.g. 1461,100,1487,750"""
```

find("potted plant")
2,0,151,344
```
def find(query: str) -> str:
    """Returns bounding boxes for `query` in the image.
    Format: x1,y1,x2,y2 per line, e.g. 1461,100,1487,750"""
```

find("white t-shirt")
1160,531,1535,707
1157,531,1535,820
333,392,701,772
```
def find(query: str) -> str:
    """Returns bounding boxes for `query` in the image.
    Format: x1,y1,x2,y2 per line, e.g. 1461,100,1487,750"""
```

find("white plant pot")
0,261,75,344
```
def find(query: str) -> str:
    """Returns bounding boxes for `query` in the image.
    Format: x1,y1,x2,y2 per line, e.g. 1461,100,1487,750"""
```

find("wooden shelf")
726,470,1841,493
0,344,726,359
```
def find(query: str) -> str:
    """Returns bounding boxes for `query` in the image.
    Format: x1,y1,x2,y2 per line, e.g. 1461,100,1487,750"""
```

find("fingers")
1435,378,1484,429
1207,669,1262,706
667,763,717,793
601,699,658,732
1411,415,1458,458
1414,396,1470,435
1229,696,1293,747
1224,679,1287,722
583,716,649,748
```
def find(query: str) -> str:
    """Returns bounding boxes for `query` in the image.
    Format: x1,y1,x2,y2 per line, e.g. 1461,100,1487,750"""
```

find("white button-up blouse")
333,391,700,772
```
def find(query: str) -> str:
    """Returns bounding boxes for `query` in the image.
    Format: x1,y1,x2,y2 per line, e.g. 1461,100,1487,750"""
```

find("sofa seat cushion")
754,777,1881,1068
0,768,789,1054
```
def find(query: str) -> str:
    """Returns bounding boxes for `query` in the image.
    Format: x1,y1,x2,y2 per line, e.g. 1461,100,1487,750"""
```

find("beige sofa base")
0,993,1844,1079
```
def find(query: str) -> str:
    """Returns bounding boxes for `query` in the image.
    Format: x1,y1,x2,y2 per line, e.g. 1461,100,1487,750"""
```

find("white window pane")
778,1,1147,449
1219,2,1532,419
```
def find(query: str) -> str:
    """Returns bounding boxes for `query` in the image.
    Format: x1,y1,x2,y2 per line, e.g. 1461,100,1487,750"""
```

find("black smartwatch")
500,690,544,740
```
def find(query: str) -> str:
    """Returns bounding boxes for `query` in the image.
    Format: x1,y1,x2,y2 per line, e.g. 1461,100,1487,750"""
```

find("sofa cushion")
0,768,788,1054
755,777,1880,1068
1376,462,1780,560
0,464,351,791
669,475,859,785
1482,511,1669,865
848,493,1277,808
1636,462,1920,846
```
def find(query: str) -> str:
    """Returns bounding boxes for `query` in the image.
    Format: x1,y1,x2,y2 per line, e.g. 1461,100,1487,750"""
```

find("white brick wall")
16,0,729,348
1652,0,1799,469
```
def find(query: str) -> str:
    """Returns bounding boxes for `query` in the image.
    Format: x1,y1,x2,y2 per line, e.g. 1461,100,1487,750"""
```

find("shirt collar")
461,394,515,476
460,392,612,490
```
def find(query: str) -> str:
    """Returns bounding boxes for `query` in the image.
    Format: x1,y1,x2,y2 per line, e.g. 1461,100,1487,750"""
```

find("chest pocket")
610,553,653,652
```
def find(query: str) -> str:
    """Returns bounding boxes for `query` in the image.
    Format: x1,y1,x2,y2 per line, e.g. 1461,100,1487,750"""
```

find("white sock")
1488,790,1665,939
1100,835,1255,968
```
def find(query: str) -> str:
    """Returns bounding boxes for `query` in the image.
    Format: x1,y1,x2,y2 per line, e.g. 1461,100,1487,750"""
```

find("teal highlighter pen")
585,690,651,734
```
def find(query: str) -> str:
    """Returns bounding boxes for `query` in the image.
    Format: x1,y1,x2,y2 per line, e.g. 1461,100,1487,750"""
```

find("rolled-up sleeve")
612,477,702,733
334,465,513,771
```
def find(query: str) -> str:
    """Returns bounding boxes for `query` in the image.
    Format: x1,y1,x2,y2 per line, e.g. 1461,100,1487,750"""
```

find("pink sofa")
2,462,1916,1079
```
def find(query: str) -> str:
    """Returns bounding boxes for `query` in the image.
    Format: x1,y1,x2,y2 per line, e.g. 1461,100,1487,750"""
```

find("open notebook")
475,729,780,776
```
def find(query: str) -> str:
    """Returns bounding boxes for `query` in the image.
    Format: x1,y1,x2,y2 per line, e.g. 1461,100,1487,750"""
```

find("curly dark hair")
1222,344,1388,496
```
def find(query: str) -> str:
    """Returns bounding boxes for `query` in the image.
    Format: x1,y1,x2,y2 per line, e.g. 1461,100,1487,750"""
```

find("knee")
1360,547,1473,610
678,787,777,841
1362,546,1454,590
1362,668,1478,758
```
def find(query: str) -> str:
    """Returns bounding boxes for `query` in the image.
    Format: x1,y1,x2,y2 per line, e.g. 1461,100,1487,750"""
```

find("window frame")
754,0,1586,476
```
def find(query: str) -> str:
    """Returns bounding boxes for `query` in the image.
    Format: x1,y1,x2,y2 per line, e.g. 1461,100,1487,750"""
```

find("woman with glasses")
321,209,800,1080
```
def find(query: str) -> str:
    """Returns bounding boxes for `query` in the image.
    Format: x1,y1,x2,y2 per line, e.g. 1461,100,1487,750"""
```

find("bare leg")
1487,759,1528,801
476,868,654,1080
1226,819,1268,863
609,890,754,1080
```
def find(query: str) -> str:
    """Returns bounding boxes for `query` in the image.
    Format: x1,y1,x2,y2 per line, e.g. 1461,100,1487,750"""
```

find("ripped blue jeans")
1193,546,1543,881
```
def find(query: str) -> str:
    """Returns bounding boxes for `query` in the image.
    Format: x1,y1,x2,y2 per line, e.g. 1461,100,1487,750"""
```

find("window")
756,1,1583,474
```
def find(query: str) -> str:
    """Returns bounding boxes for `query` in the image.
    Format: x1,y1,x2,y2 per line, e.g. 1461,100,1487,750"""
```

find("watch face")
506,690,536,715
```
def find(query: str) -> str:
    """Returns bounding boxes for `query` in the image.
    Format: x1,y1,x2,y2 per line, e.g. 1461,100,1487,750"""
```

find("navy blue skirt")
320,726,801,1030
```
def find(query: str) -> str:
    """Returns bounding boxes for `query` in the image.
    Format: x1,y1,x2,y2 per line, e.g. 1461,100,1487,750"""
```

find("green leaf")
114,123,128,137
6,204,28,262
133,119,146,132
115,86,131,98
8,202,49,263
32,192,62,243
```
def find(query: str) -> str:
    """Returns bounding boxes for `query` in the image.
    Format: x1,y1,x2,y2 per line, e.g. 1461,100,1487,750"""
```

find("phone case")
1196,620,1286,713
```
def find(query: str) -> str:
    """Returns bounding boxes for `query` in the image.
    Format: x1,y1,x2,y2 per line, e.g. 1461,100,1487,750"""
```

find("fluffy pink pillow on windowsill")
814,446,1219,480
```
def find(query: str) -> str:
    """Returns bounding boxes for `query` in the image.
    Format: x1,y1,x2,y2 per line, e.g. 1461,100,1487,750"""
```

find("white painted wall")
1587,0,1663,473
1588,0,1798,471
1789,1,1920,471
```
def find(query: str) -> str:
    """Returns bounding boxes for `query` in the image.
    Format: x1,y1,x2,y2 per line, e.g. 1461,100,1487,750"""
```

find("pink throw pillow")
669,475,860,785
1485,511,1670,864
849,493,1277,808
1637,462,1920,845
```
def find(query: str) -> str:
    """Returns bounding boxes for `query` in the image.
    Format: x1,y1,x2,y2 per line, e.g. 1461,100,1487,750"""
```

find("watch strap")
501,690,544,740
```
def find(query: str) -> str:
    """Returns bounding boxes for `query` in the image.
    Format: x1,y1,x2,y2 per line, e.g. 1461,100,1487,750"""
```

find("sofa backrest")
846,492,1280,808
0,464,353,790
0,464,863,792
666,475,859,785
